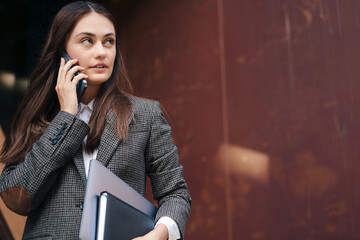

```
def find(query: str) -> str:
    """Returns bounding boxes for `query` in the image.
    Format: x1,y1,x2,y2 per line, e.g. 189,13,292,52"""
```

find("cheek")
109,52,116,69
66,45,85,63
78,54,90,67
111,51,116,64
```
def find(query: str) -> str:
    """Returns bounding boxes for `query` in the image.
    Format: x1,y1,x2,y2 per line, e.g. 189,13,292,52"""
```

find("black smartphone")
59,51,87,103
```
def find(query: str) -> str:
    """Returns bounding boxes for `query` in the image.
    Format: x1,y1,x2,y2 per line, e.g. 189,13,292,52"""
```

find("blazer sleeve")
0,111,89,215
145,101,191,239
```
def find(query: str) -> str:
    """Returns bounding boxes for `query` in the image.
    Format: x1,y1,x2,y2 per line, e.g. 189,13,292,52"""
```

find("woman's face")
65,12,116,88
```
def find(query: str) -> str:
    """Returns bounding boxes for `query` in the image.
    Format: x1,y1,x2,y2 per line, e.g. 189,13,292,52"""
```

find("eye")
104,38,115,46
81,38,92,45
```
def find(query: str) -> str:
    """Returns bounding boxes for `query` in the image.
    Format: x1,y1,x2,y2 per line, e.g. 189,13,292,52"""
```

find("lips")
91,63,108,68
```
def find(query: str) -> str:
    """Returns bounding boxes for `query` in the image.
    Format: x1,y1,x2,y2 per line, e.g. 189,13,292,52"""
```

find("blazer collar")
95,109,133,167
73,109,133,184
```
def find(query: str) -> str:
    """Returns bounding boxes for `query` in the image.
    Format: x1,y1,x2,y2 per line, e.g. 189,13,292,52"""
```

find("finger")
64,68,88,85
56,58,65,85
57,58,77,85
66,65,85,80
56,72,87,95
60,59,78,82
70,73,88,86
62,58,78,72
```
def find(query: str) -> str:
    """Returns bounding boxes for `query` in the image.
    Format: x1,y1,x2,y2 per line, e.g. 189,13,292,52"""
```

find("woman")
0,1,191,239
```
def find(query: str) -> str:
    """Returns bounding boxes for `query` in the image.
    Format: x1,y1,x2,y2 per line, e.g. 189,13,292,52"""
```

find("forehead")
70,12,115,36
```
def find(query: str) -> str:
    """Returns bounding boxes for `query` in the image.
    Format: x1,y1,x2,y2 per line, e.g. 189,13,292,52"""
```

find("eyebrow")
74,32,116,38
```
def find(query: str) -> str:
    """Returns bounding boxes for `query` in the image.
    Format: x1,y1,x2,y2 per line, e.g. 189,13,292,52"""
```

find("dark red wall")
118,0,360,239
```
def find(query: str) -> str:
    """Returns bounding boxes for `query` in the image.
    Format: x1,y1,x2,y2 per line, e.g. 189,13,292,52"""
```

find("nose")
94,42,106,59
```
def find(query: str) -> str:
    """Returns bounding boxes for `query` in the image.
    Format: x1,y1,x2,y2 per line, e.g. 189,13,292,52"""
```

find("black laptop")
97,191,155,240
79,159,157,240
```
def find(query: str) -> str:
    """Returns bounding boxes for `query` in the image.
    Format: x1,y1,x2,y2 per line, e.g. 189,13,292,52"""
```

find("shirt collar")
78,98,95,114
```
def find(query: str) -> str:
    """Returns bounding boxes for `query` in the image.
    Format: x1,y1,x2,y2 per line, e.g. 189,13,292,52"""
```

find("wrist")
60,106,78,116
154,223,168,240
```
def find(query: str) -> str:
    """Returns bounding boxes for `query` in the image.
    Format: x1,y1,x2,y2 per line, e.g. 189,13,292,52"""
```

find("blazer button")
53,135,61,140
76,202,84,210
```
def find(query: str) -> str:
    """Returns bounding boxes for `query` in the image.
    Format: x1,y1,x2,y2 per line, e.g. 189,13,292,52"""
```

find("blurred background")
1,0,360,239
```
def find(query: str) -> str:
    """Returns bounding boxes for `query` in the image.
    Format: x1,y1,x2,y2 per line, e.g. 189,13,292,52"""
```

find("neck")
81,85,100,105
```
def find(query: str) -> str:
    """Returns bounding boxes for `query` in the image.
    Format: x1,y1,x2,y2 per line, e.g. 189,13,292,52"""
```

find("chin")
88,75,111,84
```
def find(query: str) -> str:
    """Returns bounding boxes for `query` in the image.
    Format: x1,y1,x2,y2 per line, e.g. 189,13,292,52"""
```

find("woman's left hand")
132,223,168,240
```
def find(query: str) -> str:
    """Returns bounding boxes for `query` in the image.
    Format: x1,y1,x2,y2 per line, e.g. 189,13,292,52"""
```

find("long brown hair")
0,1,133,165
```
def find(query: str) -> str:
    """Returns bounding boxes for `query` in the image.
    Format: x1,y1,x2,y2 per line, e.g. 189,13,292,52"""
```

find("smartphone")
59,51,87,103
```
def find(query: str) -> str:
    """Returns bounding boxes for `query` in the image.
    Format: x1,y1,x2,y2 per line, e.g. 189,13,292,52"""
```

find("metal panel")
119,1,227,238
120,0,360,239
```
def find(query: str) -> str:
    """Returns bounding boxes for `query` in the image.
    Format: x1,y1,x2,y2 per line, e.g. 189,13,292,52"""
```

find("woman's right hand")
56,58,88,115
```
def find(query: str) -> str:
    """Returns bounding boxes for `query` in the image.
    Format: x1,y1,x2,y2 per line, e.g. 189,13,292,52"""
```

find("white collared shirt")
77,99,98,178
77,100,180,240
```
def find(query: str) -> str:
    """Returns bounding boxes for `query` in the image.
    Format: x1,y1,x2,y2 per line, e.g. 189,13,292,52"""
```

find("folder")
97,191,155,240
79,159,158,240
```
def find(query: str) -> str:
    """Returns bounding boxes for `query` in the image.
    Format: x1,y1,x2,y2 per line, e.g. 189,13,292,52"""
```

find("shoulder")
124,96,166,129
127,96,161,116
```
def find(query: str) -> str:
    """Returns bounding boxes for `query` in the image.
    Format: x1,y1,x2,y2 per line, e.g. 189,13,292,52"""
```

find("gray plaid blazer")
0,97,191,239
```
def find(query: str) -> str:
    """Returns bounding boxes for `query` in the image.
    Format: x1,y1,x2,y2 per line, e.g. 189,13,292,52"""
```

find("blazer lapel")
96,110,133,167
73,146,87,184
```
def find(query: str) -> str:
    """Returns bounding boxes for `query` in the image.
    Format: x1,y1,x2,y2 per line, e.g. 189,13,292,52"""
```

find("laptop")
79,159,157,240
